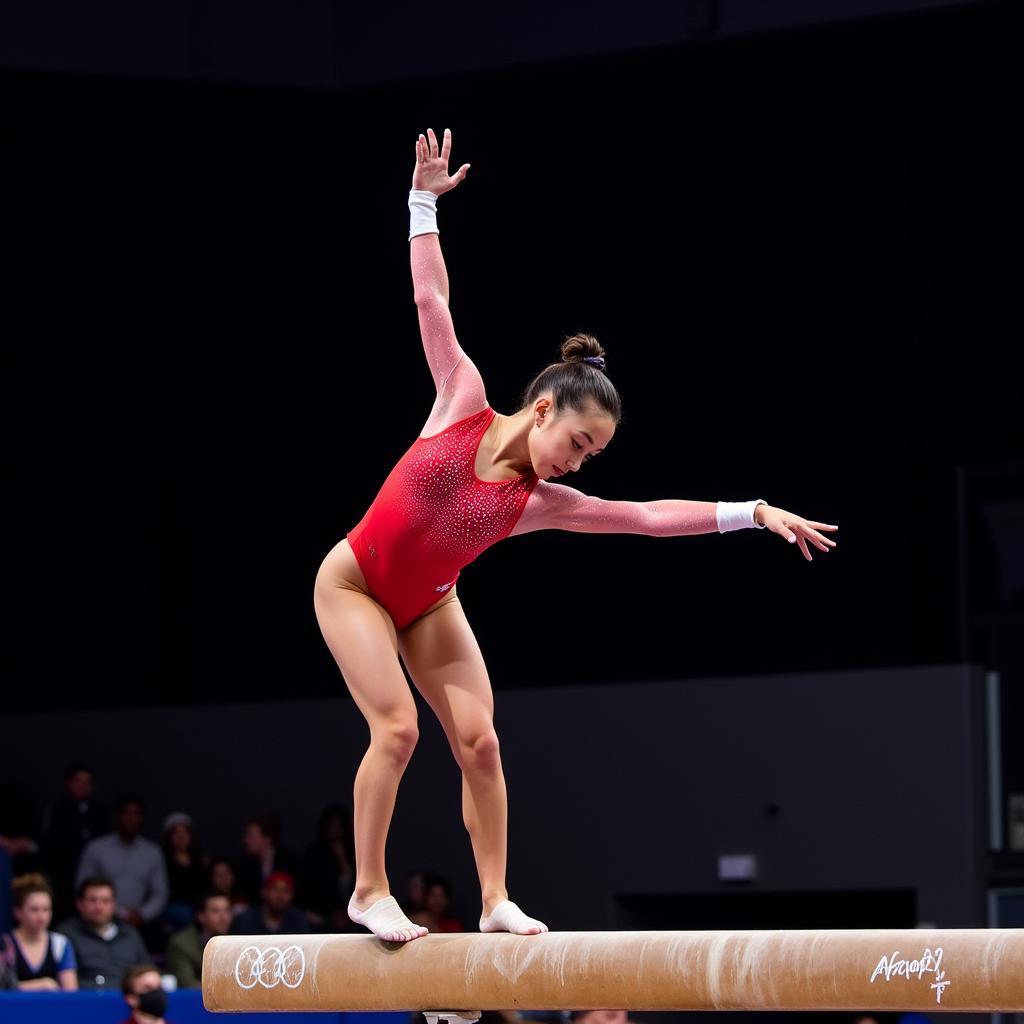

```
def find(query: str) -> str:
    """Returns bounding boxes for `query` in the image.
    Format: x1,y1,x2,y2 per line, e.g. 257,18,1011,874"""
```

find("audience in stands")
0,873,77,990
401,867,426,918
208,858,247,917
118,963,169,1024
0,949,16,990
234,816,299,906
477,1013,553,1024
165,892,232,988
0,846,12,932
76,795,168,937
40,762,109,921
59,875,149,990
298,803,355,931
570,1011,639,1024
0,788,497,995
409,873,463,932
161,813,209,933
230,871,309,936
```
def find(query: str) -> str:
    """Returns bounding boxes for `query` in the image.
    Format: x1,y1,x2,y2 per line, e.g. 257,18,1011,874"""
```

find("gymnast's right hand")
412,127,471,196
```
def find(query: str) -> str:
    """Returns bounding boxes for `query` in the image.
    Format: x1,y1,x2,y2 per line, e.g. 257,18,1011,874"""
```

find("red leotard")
346,405,539,630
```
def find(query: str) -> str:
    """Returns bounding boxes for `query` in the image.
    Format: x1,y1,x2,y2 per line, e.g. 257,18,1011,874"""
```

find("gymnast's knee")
459,729,501,775
372,719,420,764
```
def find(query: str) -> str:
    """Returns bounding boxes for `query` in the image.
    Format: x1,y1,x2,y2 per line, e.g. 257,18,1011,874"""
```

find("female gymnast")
313,127,839,944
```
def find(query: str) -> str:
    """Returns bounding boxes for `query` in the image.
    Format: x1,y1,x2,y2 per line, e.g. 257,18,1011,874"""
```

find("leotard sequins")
346,405,539,630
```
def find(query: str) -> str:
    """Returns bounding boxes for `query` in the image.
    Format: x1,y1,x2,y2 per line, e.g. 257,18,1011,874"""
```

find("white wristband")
716,499,768,533
409,189,438,241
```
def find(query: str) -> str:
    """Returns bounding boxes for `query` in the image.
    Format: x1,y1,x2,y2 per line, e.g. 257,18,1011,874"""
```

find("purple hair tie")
582,355,606,370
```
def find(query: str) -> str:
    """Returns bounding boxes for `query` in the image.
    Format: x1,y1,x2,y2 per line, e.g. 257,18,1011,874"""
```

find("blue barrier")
0,989,412,1023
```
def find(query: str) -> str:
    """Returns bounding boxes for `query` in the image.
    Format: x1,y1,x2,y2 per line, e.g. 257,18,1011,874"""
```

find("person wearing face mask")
119,964,170,1024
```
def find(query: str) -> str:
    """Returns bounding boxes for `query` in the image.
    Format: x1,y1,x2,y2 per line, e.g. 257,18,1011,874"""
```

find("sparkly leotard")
346,405,539,630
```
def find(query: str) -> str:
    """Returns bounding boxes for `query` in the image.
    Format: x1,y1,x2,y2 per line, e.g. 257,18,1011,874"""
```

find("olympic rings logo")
234,944,306,990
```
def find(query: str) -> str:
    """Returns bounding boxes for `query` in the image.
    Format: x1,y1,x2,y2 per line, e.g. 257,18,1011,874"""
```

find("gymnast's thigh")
313,565,416,729
397,590,496,760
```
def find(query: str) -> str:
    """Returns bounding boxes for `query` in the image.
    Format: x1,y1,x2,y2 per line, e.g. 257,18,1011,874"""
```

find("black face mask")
136,987,168,1018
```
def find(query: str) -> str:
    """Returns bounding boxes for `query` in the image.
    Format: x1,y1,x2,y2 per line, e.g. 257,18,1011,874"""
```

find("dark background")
6,1,1019,715
1,3,1022,1019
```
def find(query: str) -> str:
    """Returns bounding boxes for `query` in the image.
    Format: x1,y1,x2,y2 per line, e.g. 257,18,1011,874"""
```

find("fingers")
797,525,834,552
777,523,835,559
417,128,453,165
796,535,812,561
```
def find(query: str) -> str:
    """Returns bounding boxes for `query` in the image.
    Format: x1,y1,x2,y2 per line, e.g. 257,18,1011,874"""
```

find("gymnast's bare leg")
313,538,428,942
398,589,548,935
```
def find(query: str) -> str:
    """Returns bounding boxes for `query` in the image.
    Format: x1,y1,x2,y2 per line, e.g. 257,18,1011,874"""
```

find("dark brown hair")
77,874,116,899
121,963,161,995
518,333,622,423
12,873,52,909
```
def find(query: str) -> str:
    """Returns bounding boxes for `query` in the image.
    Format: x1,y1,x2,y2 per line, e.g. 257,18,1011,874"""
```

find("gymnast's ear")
533,396,553,426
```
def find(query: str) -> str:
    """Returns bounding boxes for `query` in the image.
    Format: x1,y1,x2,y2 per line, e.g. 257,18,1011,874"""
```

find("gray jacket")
57,916,149,990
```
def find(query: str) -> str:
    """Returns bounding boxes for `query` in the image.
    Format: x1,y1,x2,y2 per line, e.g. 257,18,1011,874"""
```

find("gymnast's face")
530,396,615,481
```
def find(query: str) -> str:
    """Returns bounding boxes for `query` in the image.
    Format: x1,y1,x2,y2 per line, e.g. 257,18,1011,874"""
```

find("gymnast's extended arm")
516,481,840,559
517,482,722,536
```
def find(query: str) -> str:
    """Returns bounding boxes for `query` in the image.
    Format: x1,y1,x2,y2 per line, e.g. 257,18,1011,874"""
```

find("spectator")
478,1013,551,1024
58,875,149,990
161,813,209,933
0,873,77,990
401,868,426,918
234,816,299,906
409,874,463,932
208,858,247,917
230,871,309,936
76,795,168,932
0,845,12,933
298,803,355,931
570,1012,641,1024
40,762,110,921
118,963,170,1024
0,948,16,989
165,892,232,989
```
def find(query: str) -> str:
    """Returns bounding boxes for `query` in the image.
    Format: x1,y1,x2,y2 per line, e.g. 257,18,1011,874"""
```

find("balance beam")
202,928,1024,1013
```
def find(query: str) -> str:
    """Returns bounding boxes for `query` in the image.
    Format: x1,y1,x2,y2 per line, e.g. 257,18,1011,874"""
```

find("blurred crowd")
0,766,934,1024
0,761,461,992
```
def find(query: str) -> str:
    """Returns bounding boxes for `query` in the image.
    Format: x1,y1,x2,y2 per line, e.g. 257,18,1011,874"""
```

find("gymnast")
313,127,839,943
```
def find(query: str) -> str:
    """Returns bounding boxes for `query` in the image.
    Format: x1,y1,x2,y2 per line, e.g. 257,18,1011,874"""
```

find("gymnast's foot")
348,890,428,942
479,897,549,935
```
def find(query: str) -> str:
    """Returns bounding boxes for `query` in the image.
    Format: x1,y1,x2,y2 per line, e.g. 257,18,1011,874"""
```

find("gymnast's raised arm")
408,128,485,415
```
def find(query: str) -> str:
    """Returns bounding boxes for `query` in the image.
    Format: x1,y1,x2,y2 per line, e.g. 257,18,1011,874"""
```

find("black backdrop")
6,2,1019,711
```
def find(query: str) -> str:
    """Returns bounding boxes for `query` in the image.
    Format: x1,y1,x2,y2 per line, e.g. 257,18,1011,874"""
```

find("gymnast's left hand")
755,504,839,561
413,127,470,195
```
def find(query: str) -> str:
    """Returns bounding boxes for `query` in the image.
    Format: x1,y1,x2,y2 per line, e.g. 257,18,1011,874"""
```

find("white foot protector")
479,899,549,935
348,894,428,941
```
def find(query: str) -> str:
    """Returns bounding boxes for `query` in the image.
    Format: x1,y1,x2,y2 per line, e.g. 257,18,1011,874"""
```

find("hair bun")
560,332,606,369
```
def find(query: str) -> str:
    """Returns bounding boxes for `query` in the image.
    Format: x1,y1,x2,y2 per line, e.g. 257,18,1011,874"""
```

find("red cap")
263,870,295,890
